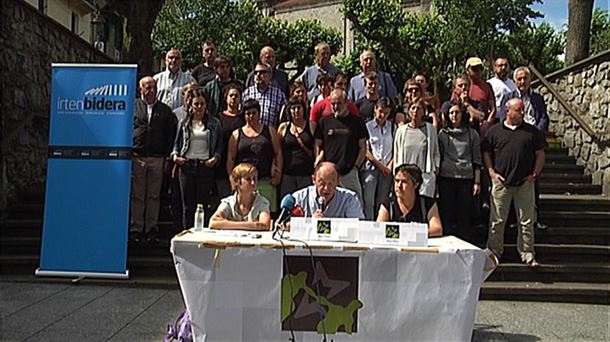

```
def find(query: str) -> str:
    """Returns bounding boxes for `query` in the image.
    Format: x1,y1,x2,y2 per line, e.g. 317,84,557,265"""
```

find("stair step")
0,236,174,257
544,155,577,165
540,194,610,212
0,254,176,276
539,173,591,183
501,244,609,263
480,281,610,304
0,219,177,238
488,262,610,283
539,183,602,195
538,211,610,227
543,163,585,174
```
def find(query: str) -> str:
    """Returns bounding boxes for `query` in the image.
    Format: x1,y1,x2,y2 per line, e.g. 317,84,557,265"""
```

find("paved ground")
0,278,608,341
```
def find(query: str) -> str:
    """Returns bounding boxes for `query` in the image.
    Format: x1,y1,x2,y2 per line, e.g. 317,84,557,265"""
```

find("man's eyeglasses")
254,70,269,75
407,87,420,93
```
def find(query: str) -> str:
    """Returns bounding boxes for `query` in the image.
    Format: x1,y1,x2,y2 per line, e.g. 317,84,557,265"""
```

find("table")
171,230,493,342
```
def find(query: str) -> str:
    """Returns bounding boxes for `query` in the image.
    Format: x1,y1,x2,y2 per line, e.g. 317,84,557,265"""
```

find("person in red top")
309,72,359,134
465,57,496,132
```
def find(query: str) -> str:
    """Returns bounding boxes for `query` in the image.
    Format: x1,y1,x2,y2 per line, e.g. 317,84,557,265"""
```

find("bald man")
154,49,195,110
245,46,289,95
314,89,368,205
292,162,364,218
131,76,177,244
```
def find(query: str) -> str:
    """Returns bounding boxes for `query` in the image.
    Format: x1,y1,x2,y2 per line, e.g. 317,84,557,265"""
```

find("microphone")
276,194,296,227
316,196,326,212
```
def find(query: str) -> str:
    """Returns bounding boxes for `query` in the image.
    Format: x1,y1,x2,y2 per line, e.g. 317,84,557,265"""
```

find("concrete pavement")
1,278,608,341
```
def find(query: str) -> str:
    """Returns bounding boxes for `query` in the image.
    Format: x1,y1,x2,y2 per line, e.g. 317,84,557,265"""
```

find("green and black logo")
281,256,363,334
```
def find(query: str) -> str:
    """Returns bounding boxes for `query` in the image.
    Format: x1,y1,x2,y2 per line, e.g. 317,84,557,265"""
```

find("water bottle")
194,204,205,231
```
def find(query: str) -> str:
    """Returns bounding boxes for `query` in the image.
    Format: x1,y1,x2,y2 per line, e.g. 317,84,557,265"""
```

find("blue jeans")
360,169,393,220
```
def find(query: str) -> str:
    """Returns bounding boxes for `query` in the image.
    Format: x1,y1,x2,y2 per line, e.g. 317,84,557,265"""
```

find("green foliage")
503,22,565,75
153,0,341,79
590,8,610,55
341,0,562,95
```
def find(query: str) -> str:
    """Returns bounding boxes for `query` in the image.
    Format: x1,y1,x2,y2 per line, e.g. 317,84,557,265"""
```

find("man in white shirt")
487,57,518,116
154,49,196,110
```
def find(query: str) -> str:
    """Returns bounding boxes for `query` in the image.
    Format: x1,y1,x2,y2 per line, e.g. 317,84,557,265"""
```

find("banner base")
35,268,130,280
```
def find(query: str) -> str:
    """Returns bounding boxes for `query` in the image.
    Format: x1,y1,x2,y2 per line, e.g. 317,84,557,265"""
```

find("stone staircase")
480,146,610,304
1,146,608,303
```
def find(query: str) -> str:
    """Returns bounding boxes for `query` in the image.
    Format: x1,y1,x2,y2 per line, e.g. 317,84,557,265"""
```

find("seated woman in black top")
377,163,443,237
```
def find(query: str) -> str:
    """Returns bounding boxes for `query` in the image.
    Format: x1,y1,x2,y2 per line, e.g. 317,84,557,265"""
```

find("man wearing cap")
465,57,496,128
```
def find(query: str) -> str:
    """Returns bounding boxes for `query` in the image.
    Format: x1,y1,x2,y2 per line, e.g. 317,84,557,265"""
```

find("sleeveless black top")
282,122,314,176
218,113,245,177
236,126,273,178
380,194,435,223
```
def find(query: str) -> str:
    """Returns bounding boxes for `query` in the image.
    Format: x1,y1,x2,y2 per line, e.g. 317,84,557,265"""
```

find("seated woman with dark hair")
377,163,443,237
209,163,271,231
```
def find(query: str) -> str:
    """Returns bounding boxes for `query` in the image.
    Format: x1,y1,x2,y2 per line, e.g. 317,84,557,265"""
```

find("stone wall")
533,51,610,195
0,0,115,210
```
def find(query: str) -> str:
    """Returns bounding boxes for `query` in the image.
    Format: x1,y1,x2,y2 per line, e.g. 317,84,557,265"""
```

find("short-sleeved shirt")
153,70,196,110
363,119,394,172
314,114,369,175
309,97,360,123
217,193,270,222
191,64,216,86
300,63,341,98
348,71,398,102
482,122,547,186
355,97,377,123
380,195,435,223
292,185,364,219
468,78,495,116
242,84,287,128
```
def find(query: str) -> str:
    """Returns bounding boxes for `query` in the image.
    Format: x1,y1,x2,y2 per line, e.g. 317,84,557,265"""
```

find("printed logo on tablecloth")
281,256,362,334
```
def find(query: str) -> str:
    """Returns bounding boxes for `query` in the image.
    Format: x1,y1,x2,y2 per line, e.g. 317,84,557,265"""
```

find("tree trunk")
109,0,165,80
565,0,594,65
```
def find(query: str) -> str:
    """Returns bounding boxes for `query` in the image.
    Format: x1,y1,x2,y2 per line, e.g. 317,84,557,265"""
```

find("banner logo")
281,256,363,334
56,83,129,115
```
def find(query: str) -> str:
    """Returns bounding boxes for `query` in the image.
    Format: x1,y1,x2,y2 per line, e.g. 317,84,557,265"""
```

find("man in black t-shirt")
314,89,368,206
482,98,546,267
355,71,380,122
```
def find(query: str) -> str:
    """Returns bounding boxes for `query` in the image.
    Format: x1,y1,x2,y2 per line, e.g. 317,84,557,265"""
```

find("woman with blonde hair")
209,163,271,230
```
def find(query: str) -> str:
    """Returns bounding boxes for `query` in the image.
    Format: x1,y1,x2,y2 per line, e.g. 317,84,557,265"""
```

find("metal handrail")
529,64,610,144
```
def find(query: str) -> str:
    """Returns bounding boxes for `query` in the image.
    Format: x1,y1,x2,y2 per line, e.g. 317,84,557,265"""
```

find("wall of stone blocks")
534,59,610,195
0,0,114,209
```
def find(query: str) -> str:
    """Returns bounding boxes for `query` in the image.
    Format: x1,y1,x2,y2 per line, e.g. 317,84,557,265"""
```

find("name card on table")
290,217,359,242
358,221,428,247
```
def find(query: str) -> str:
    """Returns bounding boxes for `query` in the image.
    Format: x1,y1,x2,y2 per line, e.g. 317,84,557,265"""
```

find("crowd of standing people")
129,40,549,267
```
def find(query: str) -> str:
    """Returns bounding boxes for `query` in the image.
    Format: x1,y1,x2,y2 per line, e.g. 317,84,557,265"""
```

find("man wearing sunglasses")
242,63,287,128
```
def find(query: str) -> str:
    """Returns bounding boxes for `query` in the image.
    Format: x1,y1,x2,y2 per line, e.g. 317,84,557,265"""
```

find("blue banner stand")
36,64,137,280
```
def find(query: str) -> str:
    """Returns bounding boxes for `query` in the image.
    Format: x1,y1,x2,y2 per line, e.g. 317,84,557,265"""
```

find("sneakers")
525,259,541,268
129,231,142,244
147,229,160,244
536,222,548,230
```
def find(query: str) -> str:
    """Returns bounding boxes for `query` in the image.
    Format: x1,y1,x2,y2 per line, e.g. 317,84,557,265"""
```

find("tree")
503,22,565,75
341,0,544,96
107,0,165,79
590,8,610,55
152,0,341,79
565,0,594,65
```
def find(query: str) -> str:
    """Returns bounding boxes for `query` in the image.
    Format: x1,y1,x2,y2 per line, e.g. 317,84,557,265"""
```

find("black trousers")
179,161,215,229
438,176,475,243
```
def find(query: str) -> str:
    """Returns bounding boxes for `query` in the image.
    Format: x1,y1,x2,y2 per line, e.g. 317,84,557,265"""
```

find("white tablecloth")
171,230,490,342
